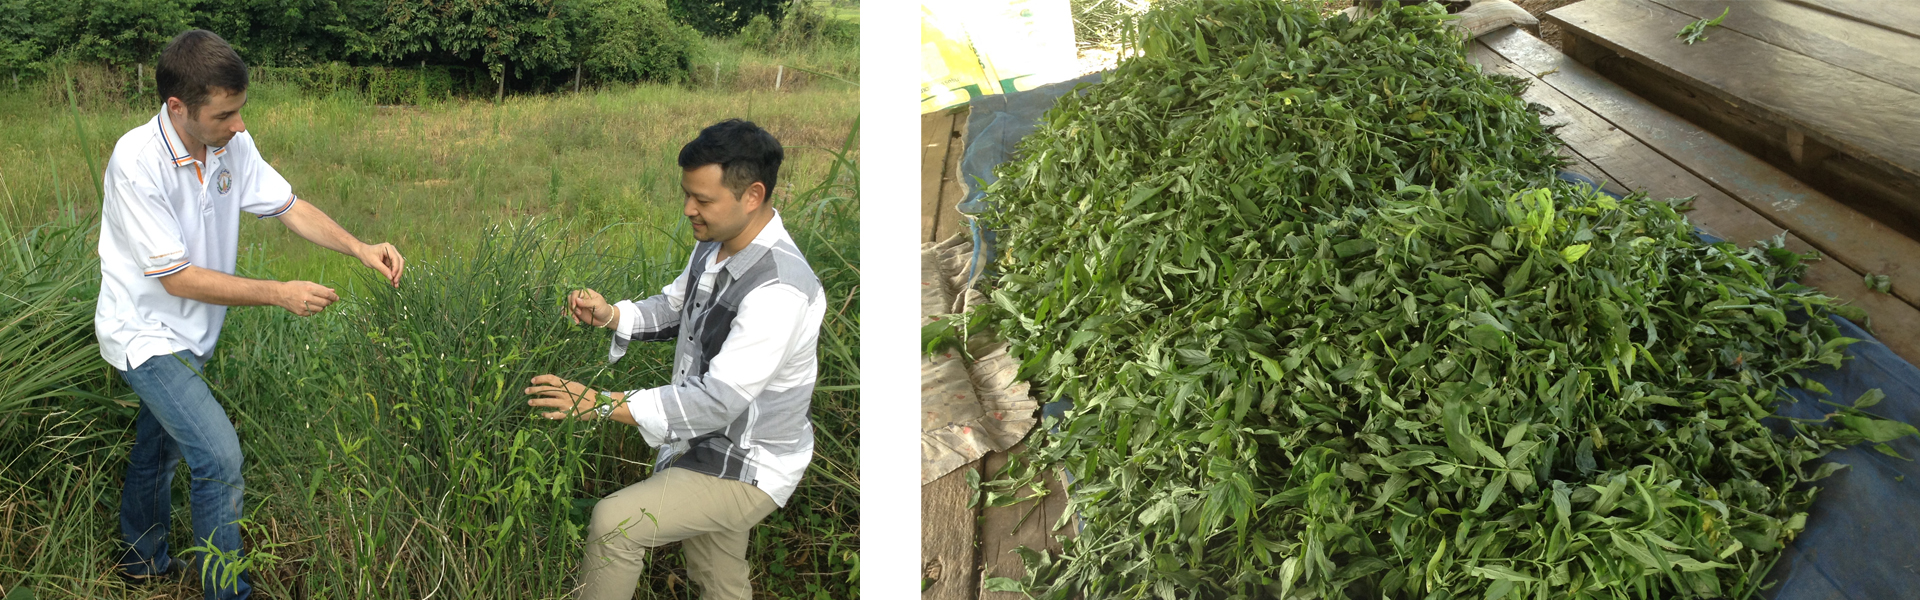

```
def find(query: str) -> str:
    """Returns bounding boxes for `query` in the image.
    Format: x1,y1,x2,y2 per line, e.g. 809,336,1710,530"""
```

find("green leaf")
1837,414,1920,443
1466,323,1507,351
1475,471,1508,513
1443,400,1478,464
1250,350,1287,381
1875,443,1912,460
1561,243,1591,263
1467,564,1538,582
983,577,1026,592
1611,529,1661,568
1383,451,1437,468
1471,438,1508,468
1334,238,1377,258
1853,389,1887,409
1066,330,1101,352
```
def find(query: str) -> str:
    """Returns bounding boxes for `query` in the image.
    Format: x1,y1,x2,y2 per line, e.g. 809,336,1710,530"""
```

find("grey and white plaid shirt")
609,211,824,506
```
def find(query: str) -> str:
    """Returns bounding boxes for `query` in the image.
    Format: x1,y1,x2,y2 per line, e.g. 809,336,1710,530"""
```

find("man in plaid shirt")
524,119,825,600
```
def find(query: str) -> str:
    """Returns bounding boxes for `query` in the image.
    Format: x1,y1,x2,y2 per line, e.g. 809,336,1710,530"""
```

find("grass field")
0,56,860,599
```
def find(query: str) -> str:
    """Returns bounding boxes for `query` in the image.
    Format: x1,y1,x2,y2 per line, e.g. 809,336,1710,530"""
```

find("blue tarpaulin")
962,78,1920,599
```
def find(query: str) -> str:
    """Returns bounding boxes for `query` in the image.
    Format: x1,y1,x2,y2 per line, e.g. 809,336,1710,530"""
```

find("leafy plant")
1864,273,1891,294
665,0,788,37
977,2,1905,598
1676,7,1729,45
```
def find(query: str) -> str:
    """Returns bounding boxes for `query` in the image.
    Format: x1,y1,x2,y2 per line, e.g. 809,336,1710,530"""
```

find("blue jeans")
117,351,251,600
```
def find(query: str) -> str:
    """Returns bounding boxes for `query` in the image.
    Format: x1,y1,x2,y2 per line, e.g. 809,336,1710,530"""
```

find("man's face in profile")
681,164,763,244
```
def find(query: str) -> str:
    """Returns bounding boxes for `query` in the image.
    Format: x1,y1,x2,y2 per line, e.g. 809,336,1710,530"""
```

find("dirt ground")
1514,0,1584,49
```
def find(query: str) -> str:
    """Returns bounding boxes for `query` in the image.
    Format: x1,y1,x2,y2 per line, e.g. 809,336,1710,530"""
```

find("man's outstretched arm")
160,267,338,317
274,199,405,287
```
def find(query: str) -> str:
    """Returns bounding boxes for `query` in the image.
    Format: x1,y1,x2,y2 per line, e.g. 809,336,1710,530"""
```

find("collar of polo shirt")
157,106,229,170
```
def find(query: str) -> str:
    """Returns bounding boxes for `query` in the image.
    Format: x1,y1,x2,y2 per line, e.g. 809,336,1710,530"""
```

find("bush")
580,0,697,84
741,2,858,55
739,14,777,51
667,0,786,37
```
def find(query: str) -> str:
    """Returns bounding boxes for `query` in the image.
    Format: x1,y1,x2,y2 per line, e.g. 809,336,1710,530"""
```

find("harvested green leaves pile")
976,1,1912,598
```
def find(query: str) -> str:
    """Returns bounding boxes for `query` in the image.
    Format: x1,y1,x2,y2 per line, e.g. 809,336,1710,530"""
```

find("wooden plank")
923,110,958,243
1551,26,1920,241
977,444,1070,600
1467,42,1788,245
923,461,982,600
1648,0,1920,96
1480,27,1920,311
1545,0,1920,185
1470,34,1920,365
1786,0,1920,41
936,111,970,245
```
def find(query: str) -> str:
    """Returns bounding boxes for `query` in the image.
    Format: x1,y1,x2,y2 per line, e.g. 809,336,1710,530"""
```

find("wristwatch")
595,393,615,420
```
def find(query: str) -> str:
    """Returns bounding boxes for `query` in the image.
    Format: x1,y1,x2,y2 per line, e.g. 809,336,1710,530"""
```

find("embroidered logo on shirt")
216,170,232,195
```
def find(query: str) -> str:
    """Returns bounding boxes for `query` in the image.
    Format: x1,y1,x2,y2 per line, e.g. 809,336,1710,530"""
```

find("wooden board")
923,110,960,243
1647,0,1920,96
1786,0,1920,40
1480,27,1920,311
1551,27,1920,242
923,462,982,600
1467,43,1788,245
977,443,1071,600
1544,0,1920,185
1470,31,1920,366
937,113,970,244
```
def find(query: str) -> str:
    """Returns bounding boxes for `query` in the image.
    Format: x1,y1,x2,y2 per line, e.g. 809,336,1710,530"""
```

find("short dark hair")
156,30,248,115
678,119,783,201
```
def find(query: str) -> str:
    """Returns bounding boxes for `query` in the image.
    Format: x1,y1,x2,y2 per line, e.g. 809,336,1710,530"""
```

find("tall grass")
0,86,859,598
1,70,859,291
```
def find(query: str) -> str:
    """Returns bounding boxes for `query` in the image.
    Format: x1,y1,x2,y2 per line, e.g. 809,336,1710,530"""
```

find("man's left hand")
357,242,405,288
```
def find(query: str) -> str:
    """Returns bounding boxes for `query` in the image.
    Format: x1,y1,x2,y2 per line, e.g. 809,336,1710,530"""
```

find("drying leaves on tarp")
975,1,1911,598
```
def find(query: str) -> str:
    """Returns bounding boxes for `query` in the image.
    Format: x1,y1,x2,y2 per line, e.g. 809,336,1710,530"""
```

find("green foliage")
738,1,857,55
575,0,698,84
740,14,778,49
1676,7,1729,45
978,1,1908,598
667,0,787,37
0,211,112,442
0,0,701,93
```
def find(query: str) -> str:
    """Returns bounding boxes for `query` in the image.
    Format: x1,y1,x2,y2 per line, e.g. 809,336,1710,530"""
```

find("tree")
572,0,694,84
666,0,786,37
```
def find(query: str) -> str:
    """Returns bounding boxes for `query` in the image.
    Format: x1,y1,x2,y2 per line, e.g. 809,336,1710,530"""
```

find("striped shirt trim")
257,195,297,219
144,260,191,277
157,120,196,166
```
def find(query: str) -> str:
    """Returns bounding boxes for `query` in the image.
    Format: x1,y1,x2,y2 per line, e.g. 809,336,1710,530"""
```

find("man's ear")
745,181,769,211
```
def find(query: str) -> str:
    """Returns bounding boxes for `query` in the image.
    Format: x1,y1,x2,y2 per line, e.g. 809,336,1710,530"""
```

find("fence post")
137,64,143,96
775,65,783,92
714,62,721,88
574,62,581,94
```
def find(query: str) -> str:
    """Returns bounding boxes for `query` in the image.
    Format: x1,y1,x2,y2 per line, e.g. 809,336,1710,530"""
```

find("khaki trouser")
577,467,778,600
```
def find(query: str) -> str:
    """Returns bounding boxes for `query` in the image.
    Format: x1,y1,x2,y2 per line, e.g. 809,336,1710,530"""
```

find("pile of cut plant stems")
976,1,1915,598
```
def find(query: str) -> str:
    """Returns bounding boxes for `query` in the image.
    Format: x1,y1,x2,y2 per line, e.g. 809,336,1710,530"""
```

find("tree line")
0,0,847,94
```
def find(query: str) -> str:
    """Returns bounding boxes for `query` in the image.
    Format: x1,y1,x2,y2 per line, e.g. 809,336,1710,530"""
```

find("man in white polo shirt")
99,30,404,598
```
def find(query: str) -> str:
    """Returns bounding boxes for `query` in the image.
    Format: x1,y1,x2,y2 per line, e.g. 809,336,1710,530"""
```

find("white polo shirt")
95,108,298,371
